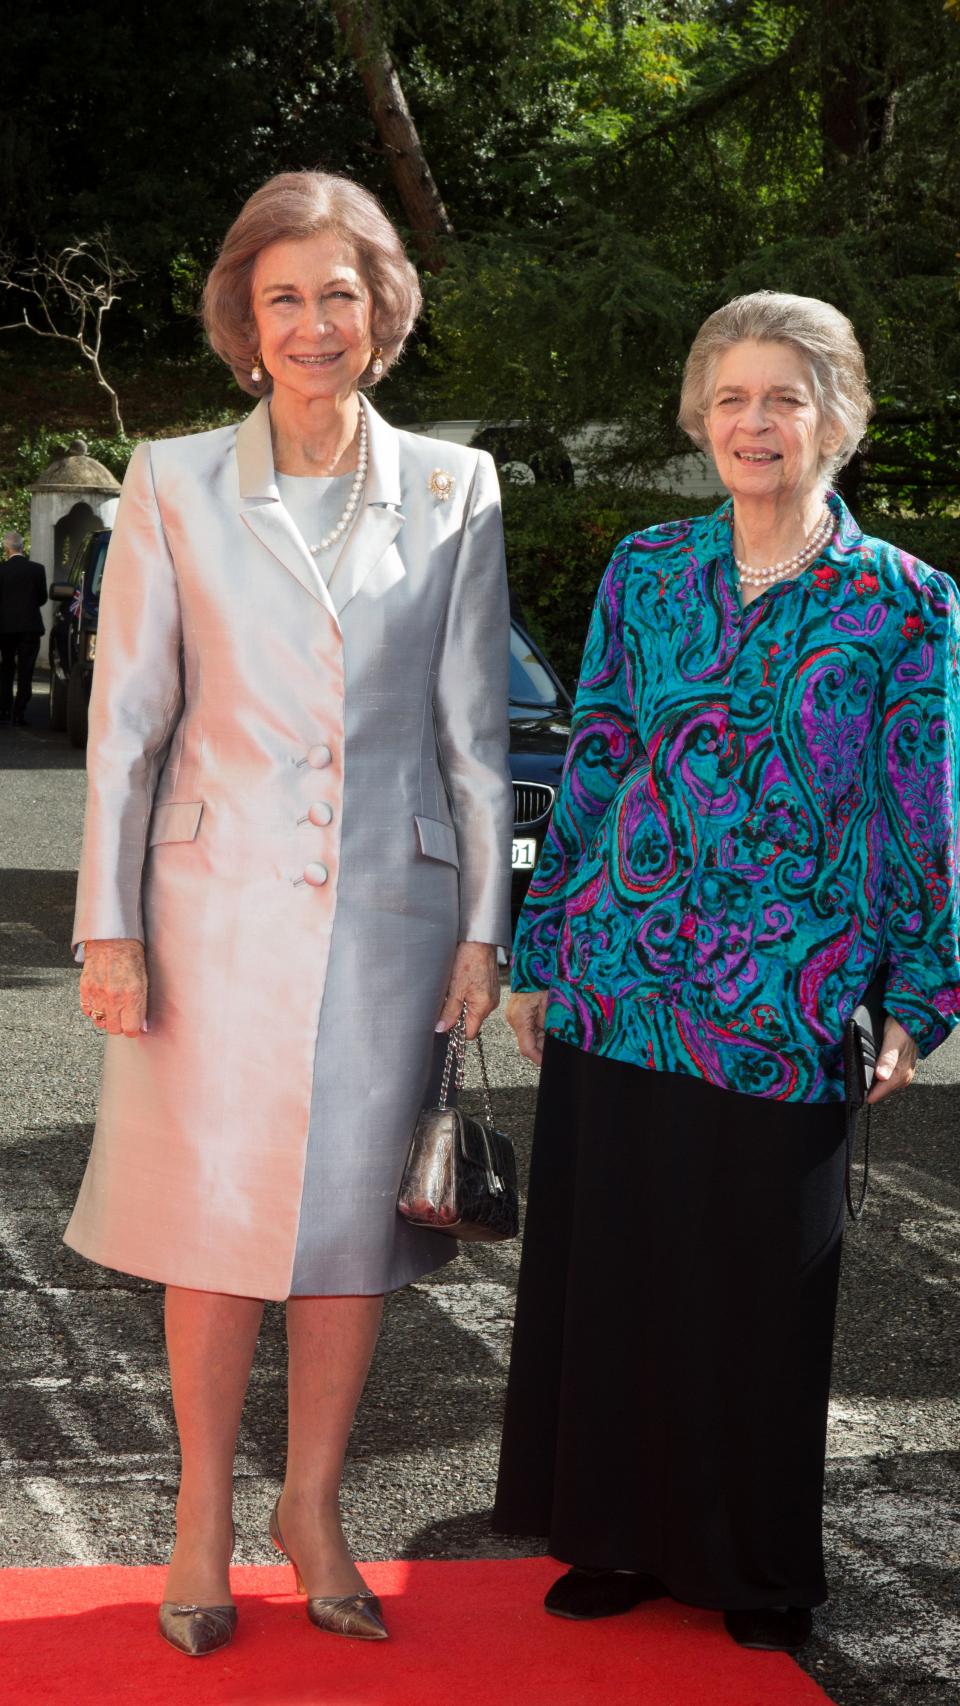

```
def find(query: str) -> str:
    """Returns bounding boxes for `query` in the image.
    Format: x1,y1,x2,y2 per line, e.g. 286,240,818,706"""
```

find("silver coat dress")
65,395,513,1300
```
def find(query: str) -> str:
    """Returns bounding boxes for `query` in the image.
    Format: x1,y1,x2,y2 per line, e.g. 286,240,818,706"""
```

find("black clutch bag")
397,1011,519,1243
842,970,886,1221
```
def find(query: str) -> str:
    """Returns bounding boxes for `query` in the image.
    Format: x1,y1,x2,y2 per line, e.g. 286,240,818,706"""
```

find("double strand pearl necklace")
307,411,368,556
734,505,833,588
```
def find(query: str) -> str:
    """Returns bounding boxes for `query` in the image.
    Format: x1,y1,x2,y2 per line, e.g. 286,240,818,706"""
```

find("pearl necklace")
734,506,833,587
308,412,368,555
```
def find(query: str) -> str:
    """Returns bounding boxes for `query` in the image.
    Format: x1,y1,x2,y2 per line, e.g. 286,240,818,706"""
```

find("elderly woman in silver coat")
69,170,513,1656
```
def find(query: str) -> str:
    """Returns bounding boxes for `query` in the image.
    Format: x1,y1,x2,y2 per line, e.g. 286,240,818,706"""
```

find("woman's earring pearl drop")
371,347,384,380
251,354,263,384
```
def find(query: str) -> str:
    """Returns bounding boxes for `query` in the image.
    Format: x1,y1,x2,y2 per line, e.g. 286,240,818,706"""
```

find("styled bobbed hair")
202,170,422,396
678,291,873,485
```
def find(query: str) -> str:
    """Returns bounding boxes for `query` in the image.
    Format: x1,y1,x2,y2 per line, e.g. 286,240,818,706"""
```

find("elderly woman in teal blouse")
494,292,960,1653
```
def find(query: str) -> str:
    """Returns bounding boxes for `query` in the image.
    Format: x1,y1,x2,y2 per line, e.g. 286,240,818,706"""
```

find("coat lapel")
328,394,406,617
234,395,407,622
235,399,340,624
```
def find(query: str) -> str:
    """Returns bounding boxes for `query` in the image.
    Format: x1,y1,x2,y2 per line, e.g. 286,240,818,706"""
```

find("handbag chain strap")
438,1007,495,1125
845,1105,871,1221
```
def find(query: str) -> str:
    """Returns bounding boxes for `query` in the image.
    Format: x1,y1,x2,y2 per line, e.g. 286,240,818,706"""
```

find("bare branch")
0,237,135,434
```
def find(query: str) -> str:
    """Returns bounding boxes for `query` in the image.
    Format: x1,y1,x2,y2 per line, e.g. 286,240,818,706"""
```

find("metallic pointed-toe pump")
158,1519,238,1657
158,1601,238,1657
269,1498,388,1641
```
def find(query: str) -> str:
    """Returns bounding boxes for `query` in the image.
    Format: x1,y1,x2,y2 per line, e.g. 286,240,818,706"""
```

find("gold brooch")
428,468,455,501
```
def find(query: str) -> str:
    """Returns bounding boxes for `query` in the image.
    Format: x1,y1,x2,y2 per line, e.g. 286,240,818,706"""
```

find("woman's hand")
506,991,548,1068
866,1015,918,1105
436,941,500,1040
80,939,149,1037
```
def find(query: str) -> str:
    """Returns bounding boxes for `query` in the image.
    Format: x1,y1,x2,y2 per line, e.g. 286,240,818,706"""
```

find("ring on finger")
91,1010,107,1024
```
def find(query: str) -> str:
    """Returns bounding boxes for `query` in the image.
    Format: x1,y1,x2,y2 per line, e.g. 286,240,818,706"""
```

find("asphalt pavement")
1,685,958,1706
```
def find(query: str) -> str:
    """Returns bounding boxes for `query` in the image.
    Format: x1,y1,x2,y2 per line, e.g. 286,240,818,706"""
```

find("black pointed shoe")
723,1606,813,1652
544,1565,666,1620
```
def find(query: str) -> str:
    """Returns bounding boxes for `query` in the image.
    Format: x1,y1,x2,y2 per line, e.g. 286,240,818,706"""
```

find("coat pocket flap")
414,814,460,868
148,801,204,847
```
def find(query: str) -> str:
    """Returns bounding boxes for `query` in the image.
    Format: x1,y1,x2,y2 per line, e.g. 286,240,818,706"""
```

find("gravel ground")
1,686,958,1705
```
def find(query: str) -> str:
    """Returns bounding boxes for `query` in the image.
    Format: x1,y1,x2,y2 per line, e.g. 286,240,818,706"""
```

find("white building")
29,439,121,635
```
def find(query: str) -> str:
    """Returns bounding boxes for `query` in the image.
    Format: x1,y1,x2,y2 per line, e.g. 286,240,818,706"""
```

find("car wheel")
67,666,90,749
49,663,68,732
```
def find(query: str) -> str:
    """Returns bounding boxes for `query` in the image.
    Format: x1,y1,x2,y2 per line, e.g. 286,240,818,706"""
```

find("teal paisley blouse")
512,493,960,1101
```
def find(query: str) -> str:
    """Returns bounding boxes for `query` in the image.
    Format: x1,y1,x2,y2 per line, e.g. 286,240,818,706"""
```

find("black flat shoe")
723,1606,813,1652
544,1565,666,1620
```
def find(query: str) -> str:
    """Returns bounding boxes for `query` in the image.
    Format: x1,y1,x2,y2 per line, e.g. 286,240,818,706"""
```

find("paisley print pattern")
512,494,960,1102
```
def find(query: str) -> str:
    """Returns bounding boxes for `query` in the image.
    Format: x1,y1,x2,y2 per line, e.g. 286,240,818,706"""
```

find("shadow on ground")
0,870,79,987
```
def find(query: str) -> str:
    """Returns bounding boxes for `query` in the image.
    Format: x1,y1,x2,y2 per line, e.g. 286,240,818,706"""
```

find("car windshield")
510,624,560,707
90,538,109,598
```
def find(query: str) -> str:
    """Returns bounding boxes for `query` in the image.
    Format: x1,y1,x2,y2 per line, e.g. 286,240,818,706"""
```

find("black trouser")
0,632,42,719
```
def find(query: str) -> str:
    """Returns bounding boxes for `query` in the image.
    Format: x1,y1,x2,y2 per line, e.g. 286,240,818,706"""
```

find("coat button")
308,801,334,826
307,743,332,769
303,862,329,886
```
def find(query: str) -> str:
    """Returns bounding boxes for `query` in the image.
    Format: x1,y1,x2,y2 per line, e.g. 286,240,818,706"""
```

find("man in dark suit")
0,530,48,725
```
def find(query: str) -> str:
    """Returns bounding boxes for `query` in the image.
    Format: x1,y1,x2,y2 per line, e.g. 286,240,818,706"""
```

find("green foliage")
420,0,960,498
0,485,31,546
14,428,135,489
0,1,370,343
0,427,134,550
865,399,960,516
1,0,957,522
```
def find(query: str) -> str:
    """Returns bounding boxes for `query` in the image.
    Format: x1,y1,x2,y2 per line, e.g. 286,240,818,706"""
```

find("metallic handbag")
397,1012,519,1242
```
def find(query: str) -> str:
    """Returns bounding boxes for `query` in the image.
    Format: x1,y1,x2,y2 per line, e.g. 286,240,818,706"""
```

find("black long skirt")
493,1036,847,1610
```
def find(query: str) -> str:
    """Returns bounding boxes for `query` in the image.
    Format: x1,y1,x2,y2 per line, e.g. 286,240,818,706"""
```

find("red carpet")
1,1558,836,1706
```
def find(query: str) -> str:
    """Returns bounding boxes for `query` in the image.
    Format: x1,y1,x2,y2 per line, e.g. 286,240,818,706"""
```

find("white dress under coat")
65,395,513,1300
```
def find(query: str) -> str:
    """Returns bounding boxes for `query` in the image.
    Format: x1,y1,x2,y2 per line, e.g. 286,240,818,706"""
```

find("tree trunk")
333,0,455,271
91,357,124,435
820,2,894,174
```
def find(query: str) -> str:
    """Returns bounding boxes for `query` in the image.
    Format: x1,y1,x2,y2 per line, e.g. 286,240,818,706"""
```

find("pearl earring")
371,347,384,380
251,354,263,384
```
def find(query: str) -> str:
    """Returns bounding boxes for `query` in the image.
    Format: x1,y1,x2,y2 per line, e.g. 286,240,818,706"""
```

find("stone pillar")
28,439,122,636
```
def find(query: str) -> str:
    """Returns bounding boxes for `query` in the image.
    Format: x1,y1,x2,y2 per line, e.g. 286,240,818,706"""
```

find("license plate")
512,837,537,870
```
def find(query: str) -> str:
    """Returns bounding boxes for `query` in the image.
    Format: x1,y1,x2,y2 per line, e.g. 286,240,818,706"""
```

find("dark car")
508,619,572,922
48,527,109,748
44,527,572,910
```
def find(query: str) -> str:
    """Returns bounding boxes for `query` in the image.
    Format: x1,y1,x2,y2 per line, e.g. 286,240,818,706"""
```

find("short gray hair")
678,291,873,484
202,170,422,397
3,530,24,553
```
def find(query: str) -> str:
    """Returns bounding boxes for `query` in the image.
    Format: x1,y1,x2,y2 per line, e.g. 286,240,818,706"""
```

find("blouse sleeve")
881,571,960,1055
511,538,642,992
